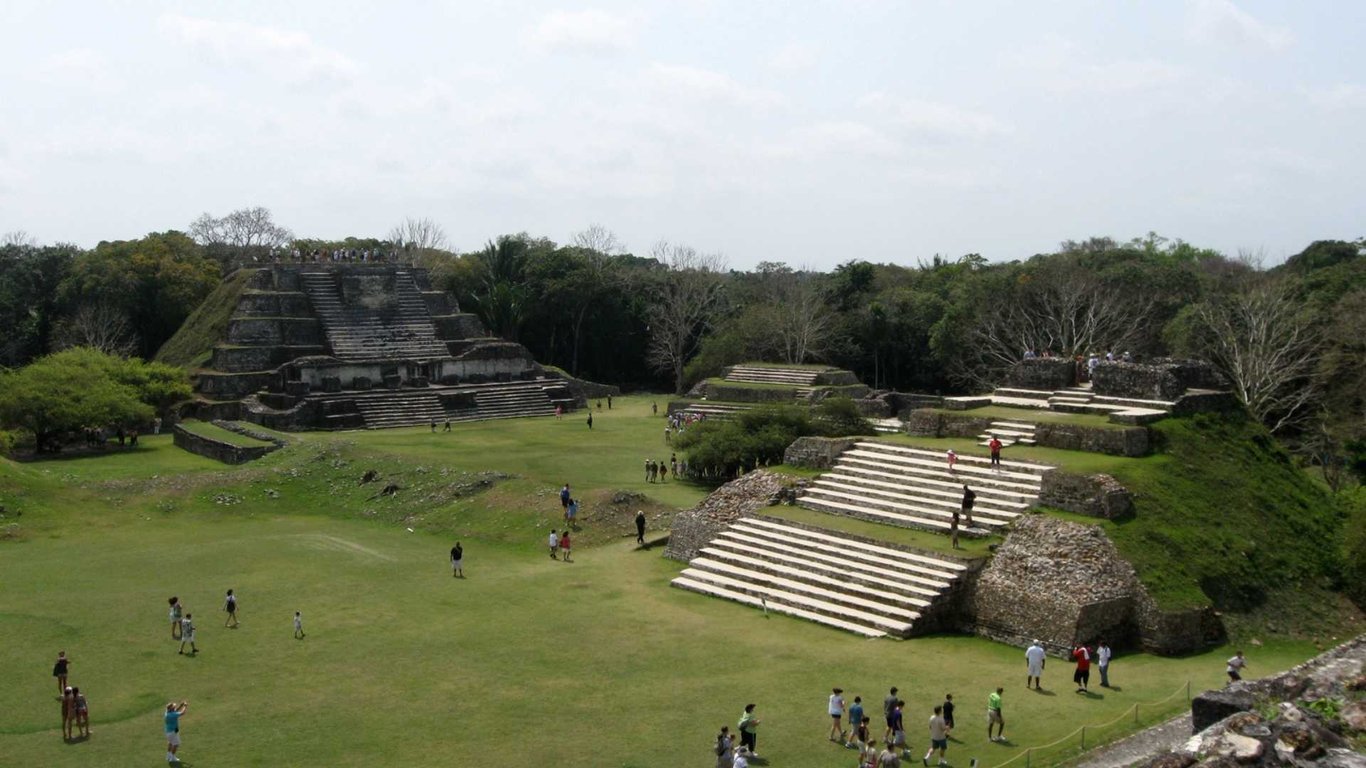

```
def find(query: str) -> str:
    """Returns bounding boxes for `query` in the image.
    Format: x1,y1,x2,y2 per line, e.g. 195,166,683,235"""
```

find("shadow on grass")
1031,687,1057,696
634,535,670,551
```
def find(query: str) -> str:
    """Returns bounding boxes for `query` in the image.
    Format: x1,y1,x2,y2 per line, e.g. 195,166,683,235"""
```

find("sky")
1,1,1361,269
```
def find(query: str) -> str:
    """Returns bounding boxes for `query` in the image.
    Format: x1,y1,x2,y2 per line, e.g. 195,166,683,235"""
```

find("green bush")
812,397,876,437
676,405,813,477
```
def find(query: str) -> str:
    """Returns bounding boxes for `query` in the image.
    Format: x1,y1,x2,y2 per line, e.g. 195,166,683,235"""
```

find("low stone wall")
1039,471,1135,519
1092,358,1229,401
542,366,620,402
1171,389,1241,416
1004,358,1078,390
664,470,798,562
907,409,1152,457
173,424,280,464
813,369,861,386
960,515,1220,655
704,383,802,403
783,436,860,469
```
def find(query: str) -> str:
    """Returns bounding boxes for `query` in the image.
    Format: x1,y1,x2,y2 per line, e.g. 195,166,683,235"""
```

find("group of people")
664,410,707,443
53,652,90,741
645,455,681,482
1024,638,1114,693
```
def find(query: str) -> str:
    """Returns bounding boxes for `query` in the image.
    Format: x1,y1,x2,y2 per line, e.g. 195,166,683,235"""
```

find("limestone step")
797,495,1006,532
677,568,915,634
682,564,921,623
670,576,888,638
697,545,935,607
1092,395,1175,410
994,387,1056,399
990,395,1052,409
853,441,1049,475
800,487,1016,527
689,556,929,614
837,456,1042,496
816,474,1030,510
740,517,967,572
847,445,1047,485
729,519,960,582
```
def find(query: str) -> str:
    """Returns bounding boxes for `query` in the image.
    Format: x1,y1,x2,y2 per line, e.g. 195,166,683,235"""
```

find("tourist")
664,425,671,443
888,699,908,759
294,611,305,639
732,744,752,768
1072,643,1091,693
430,419,436,433
988,436,1003,468
652,401,658,415
164,700,188,763
882,686,900,743
852,715,872,751
950,510,961,550
559,530,572,562
828,687,847,742
945,449,957,473
73,686,89,738
1097,639,1112,687
879,741,902,767
178,613,198,655
924,704,949,766
848,695,865,747
635,510,646,545
450,541,464,578
555,405,563,420
548,529,559,559
586,411,593,430
224,589,239,628
52,650,71,694
61,686,74,740
714,726,734,767
153,417,162,435
645,459,653,482
565,498,578,527
443,419,451,432
659,459,668,482
1025,639,1046,690
560,483,571,511
1226,650,1247,683
941,694,955,736
607,394,612,409
168,597,182,639
859,739,880,768
961,486,976,528
737,703,760,756
670,453,678,477
1087,354,1099,380
986,687,1005,742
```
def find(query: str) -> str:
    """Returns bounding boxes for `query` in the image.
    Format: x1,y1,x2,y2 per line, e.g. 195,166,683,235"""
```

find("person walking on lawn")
987,687,1005,742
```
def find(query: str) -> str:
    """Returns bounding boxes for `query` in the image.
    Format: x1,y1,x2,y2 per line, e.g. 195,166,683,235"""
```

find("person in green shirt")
987,687,1005,742
738,703,761,756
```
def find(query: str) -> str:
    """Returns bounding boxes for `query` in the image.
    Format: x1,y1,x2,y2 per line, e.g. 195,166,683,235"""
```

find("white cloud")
35,49,122,92
157,13,359,82
646,63,784,108
1187,0,1293,53
1307,83,1366,111
527,9,637,54
767,41,819,74
857,92,1010,141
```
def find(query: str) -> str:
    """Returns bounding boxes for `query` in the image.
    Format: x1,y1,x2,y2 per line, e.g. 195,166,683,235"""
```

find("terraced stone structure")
189,264,576,430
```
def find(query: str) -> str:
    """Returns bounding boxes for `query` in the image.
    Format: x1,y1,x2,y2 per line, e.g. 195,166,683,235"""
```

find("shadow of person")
1032,687,1057,696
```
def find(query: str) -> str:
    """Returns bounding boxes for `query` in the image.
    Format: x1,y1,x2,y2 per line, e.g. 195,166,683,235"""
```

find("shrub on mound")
677,399,873,478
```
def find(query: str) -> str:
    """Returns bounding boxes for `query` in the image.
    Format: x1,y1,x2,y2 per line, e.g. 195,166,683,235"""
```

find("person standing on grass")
1072,643,1091,693
659,459,669,482
52,650,71,693
882,686,900,743
732,744,751,768
828,687,847,742
988,436,1003,468
178,614,197,655
586,411,593,430
1025,639,1046,690
560,483,571,511
1097,639,1112,687
924,704,949,766
848,695,865,747
224,589,239,628
168,597,182,639
61,686,74,740
889,699,908,760
164,700,188,763
635,510,646,544
559,530,572,562
941,694,955,736
852,715,872,751
961,486,976,528
714,726,734,768
451,542,464,578
73,686,89,738
986,687,1005,742
737,703,760,756
566,498,578,528
293,611,305,639
1226,650,1247,683
879,741,902,767
548,529,559,559
859,739,880,768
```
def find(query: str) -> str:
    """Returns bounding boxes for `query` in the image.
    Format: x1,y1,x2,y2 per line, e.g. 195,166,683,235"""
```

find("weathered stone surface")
1192,690,1258,733
1138,753,1198,768
1039,471,1135,519
1004,358,1077,390
173,424,280,464
664,470,803,562
1092,358,1228,401
906,408,1152,457
783,436,860,469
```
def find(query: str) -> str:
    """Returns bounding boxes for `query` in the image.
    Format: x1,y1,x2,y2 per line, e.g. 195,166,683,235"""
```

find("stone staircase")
300,271,449,360
472,382,558,421
945,382,1172,422
304,381,557,430
797,441,1051,533
977,420,1037,447
354,391,448,429
724,365,823,386
671,516,970,638
675,402,754,420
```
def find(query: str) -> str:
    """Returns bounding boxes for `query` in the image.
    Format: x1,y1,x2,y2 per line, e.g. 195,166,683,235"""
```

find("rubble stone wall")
664,470,797,562
1039,471,1136,519
782,436,860,469
1004,358,1077,390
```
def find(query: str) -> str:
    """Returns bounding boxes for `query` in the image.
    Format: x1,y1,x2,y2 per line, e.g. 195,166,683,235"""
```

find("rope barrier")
989,680,1192,768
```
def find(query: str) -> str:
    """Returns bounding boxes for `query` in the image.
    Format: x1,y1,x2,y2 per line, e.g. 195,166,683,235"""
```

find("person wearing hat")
635,510,646,545
1025,640,1046,690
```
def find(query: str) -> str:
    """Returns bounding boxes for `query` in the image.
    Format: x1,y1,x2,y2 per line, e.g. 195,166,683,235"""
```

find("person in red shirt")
988,437,1003,468
559,530,572,562
1072,645,1092,693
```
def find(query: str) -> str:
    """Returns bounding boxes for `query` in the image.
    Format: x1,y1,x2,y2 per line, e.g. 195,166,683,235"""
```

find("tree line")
2,213,1362,476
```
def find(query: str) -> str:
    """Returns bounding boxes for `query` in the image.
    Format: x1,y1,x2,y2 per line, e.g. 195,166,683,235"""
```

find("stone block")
1192,689,1257,733
321,377,342,393
383,375,402,389
1039,471,1135,519
1003,358,1078,390
782,437,859,469
352,377,372,391
284,381,311,396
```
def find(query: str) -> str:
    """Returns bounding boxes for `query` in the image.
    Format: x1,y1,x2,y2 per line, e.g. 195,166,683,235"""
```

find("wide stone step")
836,457,1042,496
817,474,1030,509
801,486,1017,526
990,395,1052,408
710,531,947,594
689,552,933,611
844,449,1044,488
727,521,960,582
670,576,888,638
797,495,959,531
740,517,966,572
682,564,922,622
853,442,1049,478
678,568,915,634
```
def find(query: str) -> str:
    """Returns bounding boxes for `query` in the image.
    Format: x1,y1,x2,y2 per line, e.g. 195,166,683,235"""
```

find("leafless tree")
1195,279,1320,433
571,223,625,255
388,217,450,255
2,230,38,247
189,206,294,249
645,241,727,394
964,267,1159,389
52,303,137,357
751,263,835,364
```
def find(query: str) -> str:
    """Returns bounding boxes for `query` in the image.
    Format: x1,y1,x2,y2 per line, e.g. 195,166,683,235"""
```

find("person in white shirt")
1025,640,1047,690
713,726,733,768
732,744,751,768
548,530,559,560
293,611,305,640
828,687,847,743
1226,651,1247,683
923,705,949,766
1097,640,1112,688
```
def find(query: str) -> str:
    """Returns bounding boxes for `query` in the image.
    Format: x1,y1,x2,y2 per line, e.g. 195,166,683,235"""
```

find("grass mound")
1099,413,1345,612
154,267,254,369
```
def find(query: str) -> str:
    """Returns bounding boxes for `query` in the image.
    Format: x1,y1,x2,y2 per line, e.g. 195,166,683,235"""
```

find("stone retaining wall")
664,470,799,562
783,436,860,469
1092,358,1229,401
1039,471,1135,519
705,383,803,403
906,409,1151,457
173,424,280,464
1004,358,1077,390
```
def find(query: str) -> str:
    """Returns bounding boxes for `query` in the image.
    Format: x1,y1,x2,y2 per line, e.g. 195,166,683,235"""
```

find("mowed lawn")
0,398,1321,767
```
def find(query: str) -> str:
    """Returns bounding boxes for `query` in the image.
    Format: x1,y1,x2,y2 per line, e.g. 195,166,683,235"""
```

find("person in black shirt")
450,542,464,578
635,510,646,545
942,693,955,736
961,486,976,528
